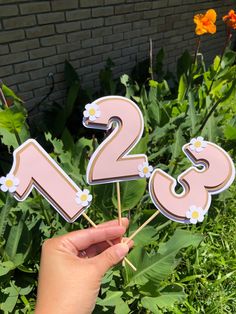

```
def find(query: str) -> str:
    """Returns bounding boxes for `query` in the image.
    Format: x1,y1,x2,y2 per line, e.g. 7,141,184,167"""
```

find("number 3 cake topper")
149,137,235,224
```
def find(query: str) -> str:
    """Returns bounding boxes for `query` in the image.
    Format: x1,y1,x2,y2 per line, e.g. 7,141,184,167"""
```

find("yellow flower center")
89,108,96,116
192,211,199,219
80,194,88,202
5,179,14,188
143,167,149,174
194,141,202,148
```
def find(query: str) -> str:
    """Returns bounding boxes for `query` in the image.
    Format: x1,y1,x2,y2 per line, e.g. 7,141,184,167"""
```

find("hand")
35,218,133,314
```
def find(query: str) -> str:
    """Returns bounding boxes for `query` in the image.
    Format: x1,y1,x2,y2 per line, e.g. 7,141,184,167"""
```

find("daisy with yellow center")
75,189,92,207
83,102,101,122
0,173,19,193
138,162,153,178
186,205,207,224
189,136,207,153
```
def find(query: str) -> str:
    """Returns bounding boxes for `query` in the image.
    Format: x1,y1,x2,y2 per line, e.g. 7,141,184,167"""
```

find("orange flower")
223,9,236,30
194,9,217,35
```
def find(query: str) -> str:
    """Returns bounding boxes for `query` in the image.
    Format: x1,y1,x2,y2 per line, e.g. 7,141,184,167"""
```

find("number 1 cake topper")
0,139,92,222
83,96,152,185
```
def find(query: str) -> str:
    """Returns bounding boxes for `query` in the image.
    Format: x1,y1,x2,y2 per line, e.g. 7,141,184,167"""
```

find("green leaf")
120,74,139,98
0,108,25,133
64,60,80,87
5,216,32,266
97,291,122,306
141,296,161,313
188,91,197,135
129,225,158,246
147,99,161,127
224,124,236,140
0,261,15,276
0,195,16,239
91,184,114,219
177,50,192,79
177,74,187,102
155,48,165,79
112,179,146,211
65,82,80,118
74,136,93,174
99,58,117,95
130,134,148,154
127,229,203,286
221,49,236,69
61,127,74,151
0,125,29,149
202,115,218,142
1,285,19,312
45,133,75,177
1,84,23,104
141,285,185,312
213,55,221,71
171,127,185,160
97,291,130,314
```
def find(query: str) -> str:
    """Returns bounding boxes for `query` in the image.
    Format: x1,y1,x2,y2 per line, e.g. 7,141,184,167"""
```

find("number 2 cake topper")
83,96,152,185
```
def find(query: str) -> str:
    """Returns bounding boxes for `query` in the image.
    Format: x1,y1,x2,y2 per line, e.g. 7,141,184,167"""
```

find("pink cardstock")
149,138,235,224
5,139,92,222
83,96,150,184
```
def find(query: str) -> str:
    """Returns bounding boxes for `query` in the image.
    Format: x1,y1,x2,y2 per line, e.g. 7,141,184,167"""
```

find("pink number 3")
83,96,148,184
149,139,235,223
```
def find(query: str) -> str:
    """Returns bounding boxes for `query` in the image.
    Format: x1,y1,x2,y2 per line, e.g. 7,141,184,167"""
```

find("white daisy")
138,162,153,178
83,102,101,122
75,189,92,207
189,136,207,153
186,205,207,224
0,173,19,193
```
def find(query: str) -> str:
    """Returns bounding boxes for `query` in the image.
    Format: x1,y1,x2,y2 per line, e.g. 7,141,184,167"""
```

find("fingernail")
115,243,129,259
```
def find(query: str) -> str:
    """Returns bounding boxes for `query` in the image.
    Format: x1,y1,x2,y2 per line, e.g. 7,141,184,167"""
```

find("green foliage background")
0,45,236,313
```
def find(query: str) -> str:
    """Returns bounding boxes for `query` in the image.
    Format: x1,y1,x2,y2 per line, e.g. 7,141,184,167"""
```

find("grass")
172,186,236,313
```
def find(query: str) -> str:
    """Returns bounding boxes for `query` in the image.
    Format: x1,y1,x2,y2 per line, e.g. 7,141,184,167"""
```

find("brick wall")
0,0,235,108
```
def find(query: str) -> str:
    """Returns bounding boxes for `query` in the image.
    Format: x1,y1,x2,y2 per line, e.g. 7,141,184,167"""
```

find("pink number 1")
7,139,91,222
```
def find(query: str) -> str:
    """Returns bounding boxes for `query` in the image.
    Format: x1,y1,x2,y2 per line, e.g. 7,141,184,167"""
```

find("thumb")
93,243,130,276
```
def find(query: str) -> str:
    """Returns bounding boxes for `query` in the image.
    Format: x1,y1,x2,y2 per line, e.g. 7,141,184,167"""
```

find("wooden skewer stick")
116,182,122,226
0,86,8,108
82,212,137,272
116,181,126,267
124,211,160,244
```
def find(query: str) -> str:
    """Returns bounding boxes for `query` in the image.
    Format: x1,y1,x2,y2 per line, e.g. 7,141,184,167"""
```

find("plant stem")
193,37,201,66
38,195,51,226
184,37,201,112
14,129,22,146
196,98,222,135
116,182,122,226
195,80,236,135
149,37,154,80
208,29,232,94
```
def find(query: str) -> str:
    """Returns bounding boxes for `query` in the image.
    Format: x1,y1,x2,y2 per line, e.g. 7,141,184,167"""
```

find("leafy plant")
0,23,236,313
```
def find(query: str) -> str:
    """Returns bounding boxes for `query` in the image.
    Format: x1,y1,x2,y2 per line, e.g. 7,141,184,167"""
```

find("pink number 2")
4,139,92,222
83,96,148,184
149,139,235,224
